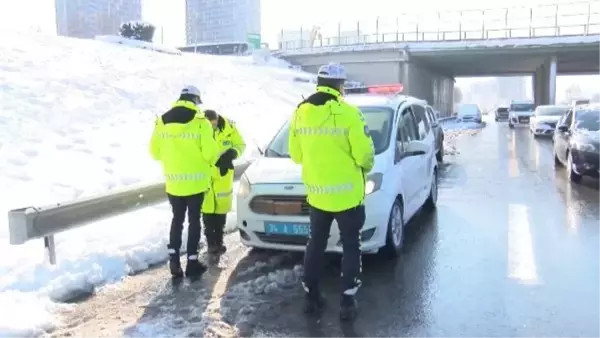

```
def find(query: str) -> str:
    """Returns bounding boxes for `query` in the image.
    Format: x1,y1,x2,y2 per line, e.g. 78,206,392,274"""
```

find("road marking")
507,203,539,284
508,133,520,177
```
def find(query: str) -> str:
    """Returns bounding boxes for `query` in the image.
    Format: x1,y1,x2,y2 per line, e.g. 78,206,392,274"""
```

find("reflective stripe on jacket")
150,100,219,196
202,116,246,214
289,86,375,212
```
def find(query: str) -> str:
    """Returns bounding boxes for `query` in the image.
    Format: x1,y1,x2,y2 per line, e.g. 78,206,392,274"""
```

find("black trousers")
203,213,227,246
167,193,204,258
303,204,365,295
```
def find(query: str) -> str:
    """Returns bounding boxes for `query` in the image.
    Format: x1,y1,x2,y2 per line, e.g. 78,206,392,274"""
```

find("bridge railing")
278,1,600,51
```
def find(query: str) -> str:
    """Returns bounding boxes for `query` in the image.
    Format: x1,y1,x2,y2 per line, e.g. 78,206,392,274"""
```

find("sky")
0,0,594,46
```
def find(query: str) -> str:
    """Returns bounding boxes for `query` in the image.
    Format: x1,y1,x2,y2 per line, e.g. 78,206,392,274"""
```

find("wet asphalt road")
248,120,600,337
54,118,599,337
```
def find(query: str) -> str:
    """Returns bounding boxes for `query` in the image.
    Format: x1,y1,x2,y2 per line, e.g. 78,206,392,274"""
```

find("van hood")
534,115,562,123
244,157,302,184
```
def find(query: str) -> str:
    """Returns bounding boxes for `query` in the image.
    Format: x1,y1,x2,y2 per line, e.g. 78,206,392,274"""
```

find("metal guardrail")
7,160,253,265
278,1,600,51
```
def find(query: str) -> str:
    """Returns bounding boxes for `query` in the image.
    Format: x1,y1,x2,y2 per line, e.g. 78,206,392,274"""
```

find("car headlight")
365,172,383,195
573,143,596,152
237,174,252,198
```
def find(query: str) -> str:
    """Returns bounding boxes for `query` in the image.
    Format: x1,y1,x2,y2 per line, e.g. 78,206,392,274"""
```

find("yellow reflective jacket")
150,100,219,196
202,116,246,214
289,86,375,212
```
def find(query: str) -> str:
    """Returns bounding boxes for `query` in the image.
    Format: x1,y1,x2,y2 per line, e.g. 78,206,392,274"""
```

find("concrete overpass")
279,35,599,114
276,3,600,115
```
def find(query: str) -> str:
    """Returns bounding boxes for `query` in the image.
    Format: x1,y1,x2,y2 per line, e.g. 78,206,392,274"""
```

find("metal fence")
278,1,600,50
7,160,253,265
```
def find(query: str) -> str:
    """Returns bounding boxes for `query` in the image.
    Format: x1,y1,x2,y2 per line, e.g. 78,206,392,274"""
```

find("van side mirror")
557,125,569,132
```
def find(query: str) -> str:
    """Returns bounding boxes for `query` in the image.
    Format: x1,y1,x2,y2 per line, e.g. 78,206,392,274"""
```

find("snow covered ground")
0,31,312,337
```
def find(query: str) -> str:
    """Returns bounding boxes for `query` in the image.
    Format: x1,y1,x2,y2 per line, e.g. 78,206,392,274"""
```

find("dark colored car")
426,105,445,162
494,106,509,121
553,104,600,183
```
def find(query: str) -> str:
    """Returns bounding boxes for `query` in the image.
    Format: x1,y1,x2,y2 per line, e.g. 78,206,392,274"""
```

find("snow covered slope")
0,32,312,337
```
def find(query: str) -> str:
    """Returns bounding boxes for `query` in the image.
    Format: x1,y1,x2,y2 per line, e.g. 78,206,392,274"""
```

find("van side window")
411,104,430,140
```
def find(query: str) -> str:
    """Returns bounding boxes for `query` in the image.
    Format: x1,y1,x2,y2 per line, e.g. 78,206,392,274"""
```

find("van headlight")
365,172,383,195
237,175,252,198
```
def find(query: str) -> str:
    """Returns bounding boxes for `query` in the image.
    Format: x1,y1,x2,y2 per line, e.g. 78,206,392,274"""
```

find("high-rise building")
185,0,261,45
55,0,142,39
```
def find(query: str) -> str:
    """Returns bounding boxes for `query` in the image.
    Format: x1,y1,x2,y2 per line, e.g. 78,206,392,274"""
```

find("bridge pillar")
533,56,558,106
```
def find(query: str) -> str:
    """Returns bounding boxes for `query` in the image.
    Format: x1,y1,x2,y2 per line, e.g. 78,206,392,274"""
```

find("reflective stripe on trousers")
165,173,206,181
295,127,349,136
305,183,354,194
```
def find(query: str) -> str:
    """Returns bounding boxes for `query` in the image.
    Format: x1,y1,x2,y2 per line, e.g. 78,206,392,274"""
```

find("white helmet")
317,63,347,80
180,85,202,103
181,85,201,96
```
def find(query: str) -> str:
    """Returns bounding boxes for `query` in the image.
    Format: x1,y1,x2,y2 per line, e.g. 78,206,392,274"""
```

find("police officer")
289,63,374,321
150,85,219,279
202,109,246,255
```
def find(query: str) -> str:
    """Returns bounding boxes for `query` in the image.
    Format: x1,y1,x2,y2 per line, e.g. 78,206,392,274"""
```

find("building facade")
185,0,261,45
55,0,142,38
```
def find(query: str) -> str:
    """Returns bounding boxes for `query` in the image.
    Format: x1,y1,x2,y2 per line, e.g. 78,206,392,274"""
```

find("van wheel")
436,143,444,163
424,168,438,211
381,199,404,258
509,123,514,129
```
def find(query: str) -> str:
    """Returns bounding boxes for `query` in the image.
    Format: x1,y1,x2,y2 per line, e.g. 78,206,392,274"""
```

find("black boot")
339,294,358,321
303,286,326,315
169,254,183,279
185,257,207,279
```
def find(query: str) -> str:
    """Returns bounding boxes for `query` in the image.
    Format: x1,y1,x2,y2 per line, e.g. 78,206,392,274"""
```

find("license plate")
519,117,529,122
264,222,310,236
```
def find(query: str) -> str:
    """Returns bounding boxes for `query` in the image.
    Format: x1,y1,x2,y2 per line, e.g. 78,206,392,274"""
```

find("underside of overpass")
281,38,600,113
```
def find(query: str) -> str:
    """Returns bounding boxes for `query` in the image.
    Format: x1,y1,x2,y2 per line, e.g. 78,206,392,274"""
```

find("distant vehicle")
456,103,482,123
494,106,510,121
425,105,445,162
178,42,250,55
508,100,535,128
553,104,600,183
529,105,569,137
571,99,590,107
236,93,438,256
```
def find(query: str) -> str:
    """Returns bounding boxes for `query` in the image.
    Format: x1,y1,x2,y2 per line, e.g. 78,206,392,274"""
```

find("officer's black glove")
215,148,237,176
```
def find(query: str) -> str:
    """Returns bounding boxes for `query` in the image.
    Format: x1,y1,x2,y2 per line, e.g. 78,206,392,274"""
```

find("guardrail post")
504,8,509,38
554,4,559,36
44,235,57,265
586,2,591,35
529,7,533,37
395,17,399,41
437,12,441,40
458,10,463,40
376,17,379,43
481,10,485,39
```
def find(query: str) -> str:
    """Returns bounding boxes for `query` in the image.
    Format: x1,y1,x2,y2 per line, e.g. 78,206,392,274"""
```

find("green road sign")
247,33,261,49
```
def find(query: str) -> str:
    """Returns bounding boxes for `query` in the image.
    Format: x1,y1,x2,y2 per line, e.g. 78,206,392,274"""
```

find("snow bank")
443,121,485,156
0,31,312,336
95,35,182,55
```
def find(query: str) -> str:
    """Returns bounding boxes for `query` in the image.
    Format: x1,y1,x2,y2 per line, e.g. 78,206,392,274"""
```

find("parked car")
553,104,600,183
494,106,510,121
236,94,439,257
508,100,535,128
529,105,569,137
456,103,482,123
425,105,445,162
571,99,590,107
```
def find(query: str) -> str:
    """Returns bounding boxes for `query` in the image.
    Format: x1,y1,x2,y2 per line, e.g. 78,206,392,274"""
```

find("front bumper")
531,123,556,136
237,190,393,254
571,150,600,178
509,116,531,125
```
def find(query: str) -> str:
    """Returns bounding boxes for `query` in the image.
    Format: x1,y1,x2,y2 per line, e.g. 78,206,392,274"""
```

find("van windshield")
510,103,535,112
265,106,394,157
